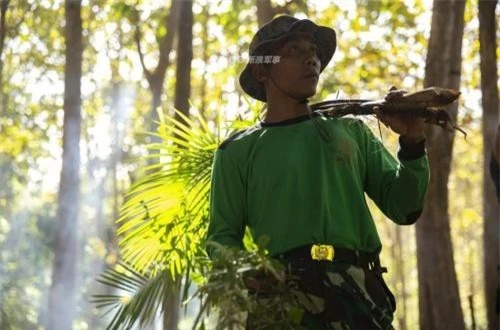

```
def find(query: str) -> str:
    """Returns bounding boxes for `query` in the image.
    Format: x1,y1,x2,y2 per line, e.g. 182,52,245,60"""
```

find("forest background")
0,0,498,329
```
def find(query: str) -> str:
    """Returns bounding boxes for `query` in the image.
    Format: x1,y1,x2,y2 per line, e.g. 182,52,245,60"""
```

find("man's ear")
251,64,269,83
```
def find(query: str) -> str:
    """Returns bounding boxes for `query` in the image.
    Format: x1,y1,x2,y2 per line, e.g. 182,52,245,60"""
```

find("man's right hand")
244,269,285,293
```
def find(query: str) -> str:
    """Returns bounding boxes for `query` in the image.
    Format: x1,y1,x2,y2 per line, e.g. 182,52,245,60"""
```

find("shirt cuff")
397,137,426,161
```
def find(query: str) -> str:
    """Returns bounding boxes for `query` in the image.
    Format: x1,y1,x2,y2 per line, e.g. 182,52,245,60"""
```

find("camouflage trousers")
247,259,396,330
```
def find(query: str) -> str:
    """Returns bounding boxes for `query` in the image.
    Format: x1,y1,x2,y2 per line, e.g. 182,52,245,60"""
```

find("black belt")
277,244,385,272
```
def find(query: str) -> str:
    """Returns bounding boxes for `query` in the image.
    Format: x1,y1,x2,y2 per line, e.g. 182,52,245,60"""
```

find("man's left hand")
374,87,426,144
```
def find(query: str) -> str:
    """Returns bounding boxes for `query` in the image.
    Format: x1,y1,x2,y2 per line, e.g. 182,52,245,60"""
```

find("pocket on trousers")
373,272,396,313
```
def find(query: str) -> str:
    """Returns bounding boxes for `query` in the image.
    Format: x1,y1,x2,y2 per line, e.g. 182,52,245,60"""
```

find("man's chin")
299,89,317,100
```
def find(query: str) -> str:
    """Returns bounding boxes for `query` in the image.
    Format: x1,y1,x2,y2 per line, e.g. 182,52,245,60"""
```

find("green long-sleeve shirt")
206,114,429,257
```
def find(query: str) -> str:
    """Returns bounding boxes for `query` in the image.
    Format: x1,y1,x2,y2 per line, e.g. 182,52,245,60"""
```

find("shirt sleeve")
205,147,246,258
359,121,430,225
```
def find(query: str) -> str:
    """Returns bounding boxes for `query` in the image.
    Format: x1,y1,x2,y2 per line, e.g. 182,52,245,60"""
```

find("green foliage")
93,262,171,330
93,108,218,329
94,96,263,328
0,2,67,328
116,109,218,277
191,242,304,330
0,1,492,329
315,0,427,101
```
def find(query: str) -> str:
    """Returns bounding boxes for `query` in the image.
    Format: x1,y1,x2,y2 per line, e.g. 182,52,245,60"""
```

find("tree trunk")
149,81,163,139
134,0,179,168
87,82,131,328
199,3,209,119
48,0,82,329
163,275,182,330
135,0,180,142
256,0,303,27
0,0,9,79
256,0,274,27
395,226,408,330
0,0,10,116
415,1,466,329
0,2,11,320
173,0,193,123
478,1,499,330
163,2,193,329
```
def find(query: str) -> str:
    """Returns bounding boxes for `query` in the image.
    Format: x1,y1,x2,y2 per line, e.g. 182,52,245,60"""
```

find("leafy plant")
191,241,305,330
93,262,171,330
92,105,264,329
93,109,219,329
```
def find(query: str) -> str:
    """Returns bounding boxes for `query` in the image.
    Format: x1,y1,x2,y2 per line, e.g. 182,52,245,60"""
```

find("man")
206,15,429,329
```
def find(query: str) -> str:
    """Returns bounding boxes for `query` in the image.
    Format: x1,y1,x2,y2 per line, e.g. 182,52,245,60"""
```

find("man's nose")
304,53,320,69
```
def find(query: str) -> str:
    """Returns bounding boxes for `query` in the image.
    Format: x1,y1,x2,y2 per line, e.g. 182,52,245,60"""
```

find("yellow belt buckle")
311,244,335,261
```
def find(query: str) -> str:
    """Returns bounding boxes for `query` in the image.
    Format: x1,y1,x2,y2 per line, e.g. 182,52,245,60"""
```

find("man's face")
266,35,321,100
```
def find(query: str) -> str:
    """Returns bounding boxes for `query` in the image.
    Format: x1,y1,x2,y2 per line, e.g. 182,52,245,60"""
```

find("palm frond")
93,262,170,330
115,109,218,278
95,106,250,329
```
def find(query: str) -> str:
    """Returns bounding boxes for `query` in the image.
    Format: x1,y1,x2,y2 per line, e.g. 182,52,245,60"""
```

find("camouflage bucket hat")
239,15,337,102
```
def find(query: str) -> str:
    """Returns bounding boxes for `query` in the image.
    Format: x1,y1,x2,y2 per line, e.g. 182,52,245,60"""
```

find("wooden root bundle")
310,87,466,137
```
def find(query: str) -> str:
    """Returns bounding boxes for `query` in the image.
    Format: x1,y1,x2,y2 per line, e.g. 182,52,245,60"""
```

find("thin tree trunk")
163,275,182,330
395,226,408,330
0,0,9,82
199,3,209,120
163,1,193,329
134,0,179,171
256,0,274,27
173,0,193,123
256,0,301,27
415,1,466,329
149,82,163,138
48,0,82,329
478,1,500,330
135,0,180,142
87,83,126,328
468,295,476,330
0,0,9,116
0,0,12,309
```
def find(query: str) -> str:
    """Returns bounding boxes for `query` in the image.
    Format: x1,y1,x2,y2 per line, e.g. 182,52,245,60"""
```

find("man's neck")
264,96,311,123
